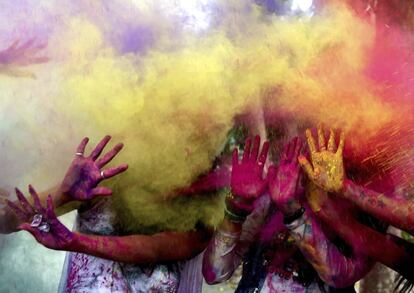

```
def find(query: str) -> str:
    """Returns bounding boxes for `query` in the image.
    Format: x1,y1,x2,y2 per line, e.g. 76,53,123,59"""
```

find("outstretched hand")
0,39,48,78
268,137,303,216
6,186,73,250
298,125,345,193
59,135,128,202
229,135,269,213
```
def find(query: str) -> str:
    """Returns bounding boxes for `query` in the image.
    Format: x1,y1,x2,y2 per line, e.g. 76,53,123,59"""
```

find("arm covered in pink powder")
308,187,414,281
340,179,414,235
269,137,373,287
203,136,270,284
69,229,212,263
9,186,212,263
287,204,374,287
202,218,245,284
299,125,414,235
1,136,127,234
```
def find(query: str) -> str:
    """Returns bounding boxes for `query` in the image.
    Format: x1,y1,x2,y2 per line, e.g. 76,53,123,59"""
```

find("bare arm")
311,193,414,281
299,125,414,235
1,136,127,234
70,229,211,263
202,218,243,284
203,136,269,284
270,137,373,288
288,203,374,287
10,186,212,263
341,179,414,235
0,185,76,234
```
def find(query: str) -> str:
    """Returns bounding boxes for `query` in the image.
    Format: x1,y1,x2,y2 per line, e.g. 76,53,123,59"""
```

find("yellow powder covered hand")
298,125,345,193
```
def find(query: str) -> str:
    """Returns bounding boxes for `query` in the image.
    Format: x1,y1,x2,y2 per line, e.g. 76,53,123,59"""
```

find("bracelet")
223,188,249,223
216,229,241,239
224,206,246,223
283,206,305,225
285,214,306,230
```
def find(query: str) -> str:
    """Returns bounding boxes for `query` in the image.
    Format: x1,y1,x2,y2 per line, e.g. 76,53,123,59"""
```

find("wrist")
283,206,305,225
224,205,248,224
278,200,302,217
55,186,73,206
225,189,252,218
340,179,353,196
69,232,86,252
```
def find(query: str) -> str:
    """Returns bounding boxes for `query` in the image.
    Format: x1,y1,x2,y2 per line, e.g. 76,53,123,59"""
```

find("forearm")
314,197,414,280
342,179,414,234
203,218,243,284
70,229,212,264
287,206,372,287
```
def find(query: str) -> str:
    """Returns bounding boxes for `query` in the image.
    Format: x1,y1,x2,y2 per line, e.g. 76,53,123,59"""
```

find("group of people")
1,122,414,293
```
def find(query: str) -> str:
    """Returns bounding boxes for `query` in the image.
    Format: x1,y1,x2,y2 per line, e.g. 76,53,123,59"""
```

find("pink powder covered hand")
268,137,303,216
0,39,48,78
229,135,269,213
7,186,74,250
59,136,128,202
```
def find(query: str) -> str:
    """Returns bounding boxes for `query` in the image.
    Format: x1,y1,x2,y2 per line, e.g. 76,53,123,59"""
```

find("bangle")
217,229,240,239
223,188,249,223
283,207,305,225
285,215,306,231
224,206,246,223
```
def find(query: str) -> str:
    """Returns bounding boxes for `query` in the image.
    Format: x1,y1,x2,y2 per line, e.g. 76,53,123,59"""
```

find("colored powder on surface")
1,1,414,233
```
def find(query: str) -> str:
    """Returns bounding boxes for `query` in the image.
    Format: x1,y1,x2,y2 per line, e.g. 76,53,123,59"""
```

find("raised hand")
6,186,73,250
0,39,48,78
268,137,303,216
298,125,345,193
59,136,128,201
229,135,269,213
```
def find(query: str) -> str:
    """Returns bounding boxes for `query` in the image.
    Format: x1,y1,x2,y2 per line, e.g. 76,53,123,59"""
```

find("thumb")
298,155,316,180
18,223,43,242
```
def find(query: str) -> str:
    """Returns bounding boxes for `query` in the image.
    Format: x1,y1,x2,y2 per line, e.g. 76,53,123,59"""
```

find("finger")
242,138,252,163
232,148,239,167
28,185,44,213
258,141,270,170
327,128,336,152
15,188,34,215
101,164,128,180
336,131,345,156
76,137,89,156
46,195,57,219
89,187,113,197
96,143,124,168
317,125,326,151
18,223,43,240
89,135,111,160
298,155,316,180
6,199,27,221
267,165,277,180
250,135,261,162
305,129,317,156
281,141,290,163
294,137,302,159
287,137,299,161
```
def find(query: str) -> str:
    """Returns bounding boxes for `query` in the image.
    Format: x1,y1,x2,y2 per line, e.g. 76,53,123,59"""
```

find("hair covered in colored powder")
0,0,414,233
